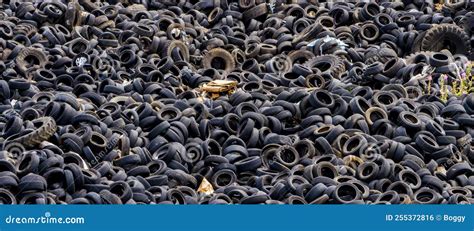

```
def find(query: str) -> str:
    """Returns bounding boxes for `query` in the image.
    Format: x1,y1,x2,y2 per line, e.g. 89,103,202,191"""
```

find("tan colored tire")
202,48,236,73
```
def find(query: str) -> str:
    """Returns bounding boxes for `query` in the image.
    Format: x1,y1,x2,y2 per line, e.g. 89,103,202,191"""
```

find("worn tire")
13,117,57,147
410,31,426,53
202,48,236,73
365,47,398,65
161,40,190,62
404,51,434,64
421,24,471,56
15,48,48,74
304,55,345,78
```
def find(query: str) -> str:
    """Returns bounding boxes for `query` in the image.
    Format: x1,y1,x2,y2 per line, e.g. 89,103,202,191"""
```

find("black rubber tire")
304,55,345,78
410,31,426,53
365,47,398,65
421,24,471,56
292,23,324,44
13,117,57,147
360,23,380,42
242,3,268,22
404,51,434,64
429,52,451,67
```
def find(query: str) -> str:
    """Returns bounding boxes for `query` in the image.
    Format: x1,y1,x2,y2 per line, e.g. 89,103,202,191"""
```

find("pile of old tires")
0,0,473,204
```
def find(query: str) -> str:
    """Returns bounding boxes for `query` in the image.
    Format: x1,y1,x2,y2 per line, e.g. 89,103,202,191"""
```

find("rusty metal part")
197,177,214,195
200,80,237,99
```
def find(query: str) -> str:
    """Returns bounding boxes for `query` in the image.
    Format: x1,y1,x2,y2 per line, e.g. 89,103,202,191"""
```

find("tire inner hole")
211,57,226,70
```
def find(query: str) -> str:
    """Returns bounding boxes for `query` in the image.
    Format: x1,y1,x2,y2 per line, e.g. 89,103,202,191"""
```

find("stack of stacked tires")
0,0,472,204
